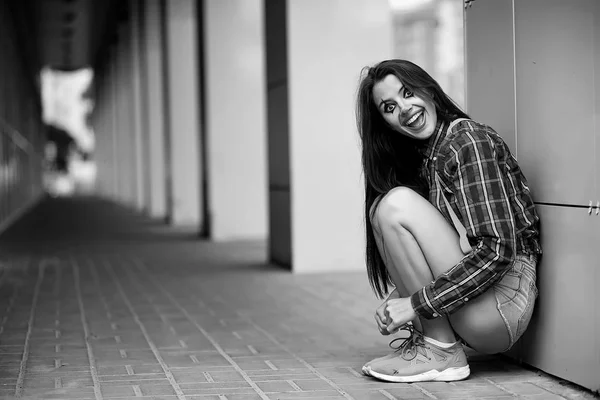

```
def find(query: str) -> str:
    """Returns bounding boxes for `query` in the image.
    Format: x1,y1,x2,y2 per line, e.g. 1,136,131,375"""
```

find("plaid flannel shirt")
410,119,542,319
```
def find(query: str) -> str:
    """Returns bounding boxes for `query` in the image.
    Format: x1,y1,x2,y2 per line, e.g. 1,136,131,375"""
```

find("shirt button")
432,312,439,317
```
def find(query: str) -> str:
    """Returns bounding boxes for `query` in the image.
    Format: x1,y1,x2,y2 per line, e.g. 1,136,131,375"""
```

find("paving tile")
20,387,97,398
271,391,346,399
182,386,259,396
289,379,337,392
100,377,168,385
254,379,298,393
372,385,434,399
247,368,314,377
137,383,178,396
178,381,252,391
253,373,318,382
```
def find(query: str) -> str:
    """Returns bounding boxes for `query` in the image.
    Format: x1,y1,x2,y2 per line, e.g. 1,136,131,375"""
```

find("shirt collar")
423,118,447,161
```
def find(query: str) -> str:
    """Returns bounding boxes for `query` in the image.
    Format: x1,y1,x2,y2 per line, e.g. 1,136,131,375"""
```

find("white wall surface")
142,0,168,219
287,0,392,272
204,0,268,240
164,0,203,227
129,0,146,212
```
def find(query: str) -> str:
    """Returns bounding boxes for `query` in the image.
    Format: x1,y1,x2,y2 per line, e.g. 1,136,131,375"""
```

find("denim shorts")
493,253,539,351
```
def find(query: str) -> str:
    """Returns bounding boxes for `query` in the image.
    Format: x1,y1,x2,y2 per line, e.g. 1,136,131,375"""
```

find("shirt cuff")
410,287,442,320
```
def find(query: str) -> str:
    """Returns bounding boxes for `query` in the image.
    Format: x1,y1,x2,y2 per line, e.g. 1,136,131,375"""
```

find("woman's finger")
374,312,386,328
386,320,400,334
375,313,390,335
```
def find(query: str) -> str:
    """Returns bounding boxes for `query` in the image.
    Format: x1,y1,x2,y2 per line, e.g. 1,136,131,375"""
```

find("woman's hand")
375,301,391,335
374,289,400,335
384,297,417,334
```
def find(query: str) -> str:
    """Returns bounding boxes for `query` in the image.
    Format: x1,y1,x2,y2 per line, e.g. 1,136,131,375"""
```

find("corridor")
0,197,595,400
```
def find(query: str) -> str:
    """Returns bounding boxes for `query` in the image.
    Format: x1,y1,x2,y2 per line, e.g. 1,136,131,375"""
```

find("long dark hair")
356,59,469,298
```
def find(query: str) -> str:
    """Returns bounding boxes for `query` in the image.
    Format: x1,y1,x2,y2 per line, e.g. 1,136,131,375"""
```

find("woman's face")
372,74,437,140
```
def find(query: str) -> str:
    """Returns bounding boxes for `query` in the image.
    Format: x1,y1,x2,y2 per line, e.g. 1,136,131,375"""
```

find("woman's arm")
411,126,516,319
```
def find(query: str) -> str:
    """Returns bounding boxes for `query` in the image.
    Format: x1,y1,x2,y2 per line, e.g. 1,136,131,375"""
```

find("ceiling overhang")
11,0,119,73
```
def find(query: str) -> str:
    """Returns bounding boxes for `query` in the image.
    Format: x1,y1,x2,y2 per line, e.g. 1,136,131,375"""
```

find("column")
114,29,134,205
204,0,267,240
130,0,146,212
164,0,203,228
109,47,121,200
141,0,168,219
265,0,392,272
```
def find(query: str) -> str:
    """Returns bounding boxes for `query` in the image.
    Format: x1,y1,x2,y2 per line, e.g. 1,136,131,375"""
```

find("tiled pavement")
0,197,598,400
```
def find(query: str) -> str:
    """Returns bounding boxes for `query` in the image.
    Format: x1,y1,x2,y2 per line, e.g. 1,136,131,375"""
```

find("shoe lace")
388,324,430,361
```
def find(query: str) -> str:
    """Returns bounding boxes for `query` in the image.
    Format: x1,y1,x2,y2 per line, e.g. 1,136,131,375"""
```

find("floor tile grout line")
289,282,377,331
0,278,21,336
132,258,357,400
411,383,438,399
87,255,118,337
53,258,62,333
72,256,104,400
482,377,520,397
14,257,45,398
102,258,187,400
229,312,358,400
127,257,272,400
529,381,570,400
378,389,398,400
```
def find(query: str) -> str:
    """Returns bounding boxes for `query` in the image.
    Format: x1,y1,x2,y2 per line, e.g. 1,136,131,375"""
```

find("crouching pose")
356,59,541,383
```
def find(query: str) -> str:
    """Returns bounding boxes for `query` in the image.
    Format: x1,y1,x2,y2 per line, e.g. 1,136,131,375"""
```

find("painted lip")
402,109,424,128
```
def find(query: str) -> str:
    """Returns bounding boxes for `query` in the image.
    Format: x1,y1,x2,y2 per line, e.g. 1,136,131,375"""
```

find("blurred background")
0,0,467,273
37,0,464,199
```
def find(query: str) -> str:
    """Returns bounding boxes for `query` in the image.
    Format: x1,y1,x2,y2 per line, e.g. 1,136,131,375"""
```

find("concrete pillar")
204,0,267,240
115,22,139,207
115,30,132,205
141,0,168,219
265,0,392,272
109,48,121,200
130,0,146,212
92,73,108,197
164,0,203,228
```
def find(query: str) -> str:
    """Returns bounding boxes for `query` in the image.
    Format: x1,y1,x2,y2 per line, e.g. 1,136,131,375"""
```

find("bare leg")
371,187,509,354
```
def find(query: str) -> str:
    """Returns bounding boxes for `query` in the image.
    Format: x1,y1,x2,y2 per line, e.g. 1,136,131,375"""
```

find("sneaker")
362,322,417,377
363,325,470,383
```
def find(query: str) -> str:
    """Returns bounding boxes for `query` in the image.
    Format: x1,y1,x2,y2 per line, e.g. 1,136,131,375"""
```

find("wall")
0,2,45,234
204,0,268,241
163,0,203,228
265,0,291,265
465,0,600,392
286,0,392,272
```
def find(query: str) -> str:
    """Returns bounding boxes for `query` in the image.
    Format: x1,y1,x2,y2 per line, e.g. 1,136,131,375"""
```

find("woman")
356,59,541,383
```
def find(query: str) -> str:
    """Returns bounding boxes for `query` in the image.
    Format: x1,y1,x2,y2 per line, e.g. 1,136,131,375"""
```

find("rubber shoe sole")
364,364,470,383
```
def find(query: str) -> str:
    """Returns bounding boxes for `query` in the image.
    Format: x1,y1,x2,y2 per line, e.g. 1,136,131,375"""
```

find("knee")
371,187,422,231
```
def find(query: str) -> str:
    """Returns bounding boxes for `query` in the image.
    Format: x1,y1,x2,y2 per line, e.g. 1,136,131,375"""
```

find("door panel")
596,215,600,393
595,0,600,201
515,0,596,206
464,0,516,154
517,205,598,392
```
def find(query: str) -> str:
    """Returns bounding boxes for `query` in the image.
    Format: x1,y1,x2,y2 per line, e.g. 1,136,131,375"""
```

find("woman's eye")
404,90,414,98
384,104,395,113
